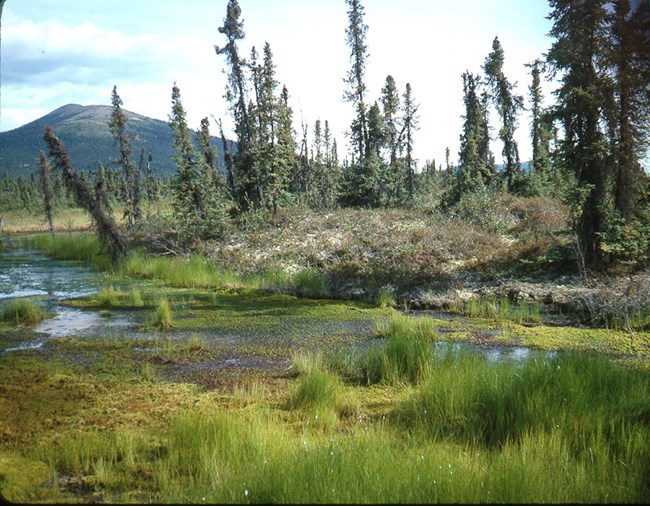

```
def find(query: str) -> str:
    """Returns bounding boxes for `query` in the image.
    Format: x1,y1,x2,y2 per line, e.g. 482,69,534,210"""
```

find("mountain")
0,104,229,179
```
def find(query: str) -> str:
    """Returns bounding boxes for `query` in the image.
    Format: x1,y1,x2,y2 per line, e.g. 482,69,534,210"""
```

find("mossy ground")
1,274,649,502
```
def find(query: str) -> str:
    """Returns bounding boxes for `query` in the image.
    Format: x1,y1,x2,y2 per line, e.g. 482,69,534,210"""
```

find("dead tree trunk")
43,126,129,263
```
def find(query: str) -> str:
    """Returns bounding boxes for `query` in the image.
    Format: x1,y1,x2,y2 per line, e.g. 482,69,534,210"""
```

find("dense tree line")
3,0,648,270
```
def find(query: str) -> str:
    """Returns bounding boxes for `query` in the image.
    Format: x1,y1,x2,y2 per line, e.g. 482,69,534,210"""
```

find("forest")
0,0,647,274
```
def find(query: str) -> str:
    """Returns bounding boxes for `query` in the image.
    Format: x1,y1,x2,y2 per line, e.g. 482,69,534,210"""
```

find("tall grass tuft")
28,233,112,271
398,349,650,456
95,286,121,306
292,267,330,298
150,297,173,329
376,285,397,308
364,315,437,385
452,295,542,324
123,252,240,289
0,299,45,324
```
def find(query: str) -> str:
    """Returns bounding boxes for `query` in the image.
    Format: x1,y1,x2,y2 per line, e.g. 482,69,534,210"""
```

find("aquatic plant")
0,299,45,324
151,297,173,329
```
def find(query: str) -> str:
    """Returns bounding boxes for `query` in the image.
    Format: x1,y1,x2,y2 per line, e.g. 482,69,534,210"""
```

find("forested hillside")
0,103,228,178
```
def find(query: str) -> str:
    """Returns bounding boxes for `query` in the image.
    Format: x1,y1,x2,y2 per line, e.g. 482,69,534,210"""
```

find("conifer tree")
608,0,650,223
44,127,128,263
344,0,369,163
381,75,401,170
38,151,55,235
527,59,552,179
456,71,494,197
483,36,523,192
547,0,610,266
169,85,229,243
108,85,141,228
215,0,251,210
402,83,420,200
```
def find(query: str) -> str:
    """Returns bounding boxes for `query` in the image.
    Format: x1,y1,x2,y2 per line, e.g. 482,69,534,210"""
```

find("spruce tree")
483,36,523,192
527,59,552,179
108,85,141,228
215,0,251,210
546,0,610,266
343,0,370,163
457,71,494,198
608,0,650,223
402,83,420,200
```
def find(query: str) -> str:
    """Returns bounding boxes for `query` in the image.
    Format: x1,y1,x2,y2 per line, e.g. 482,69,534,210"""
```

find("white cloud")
1,0,560,166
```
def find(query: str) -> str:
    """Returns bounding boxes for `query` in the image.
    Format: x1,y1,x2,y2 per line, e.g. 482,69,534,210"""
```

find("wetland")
0,237,649,503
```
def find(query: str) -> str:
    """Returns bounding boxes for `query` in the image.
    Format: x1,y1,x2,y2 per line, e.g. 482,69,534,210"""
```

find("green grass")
0,299,45,324
451,295,542,324
123,252,241,290
27,233,113,271
364,314,438,385
149,297,173,329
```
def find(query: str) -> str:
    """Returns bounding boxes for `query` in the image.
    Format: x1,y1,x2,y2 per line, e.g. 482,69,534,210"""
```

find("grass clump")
291,267,330,298
376,285,397,308
0,299,45,324
149,297,173,329
452,295,542,324
364,314,437,385
28,233,112,271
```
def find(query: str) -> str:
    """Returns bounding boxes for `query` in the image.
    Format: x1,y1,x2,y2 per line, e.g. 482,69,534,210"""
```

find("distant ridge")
0,104,227,179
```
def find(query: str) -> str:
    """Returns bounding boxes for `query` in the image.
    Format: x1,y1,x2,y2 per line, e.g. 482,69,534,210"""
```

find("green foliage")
28,233,113,271
150,297,173,329
0,299,45,324
292,267,330,298
447,184,512,234
597,209,650,265
451,295,542,325
364,314,437,385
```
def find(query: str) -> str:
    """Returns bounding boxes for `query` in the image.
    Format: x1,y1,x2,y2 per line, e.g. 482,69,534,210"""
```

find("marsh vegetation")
0,233,648,503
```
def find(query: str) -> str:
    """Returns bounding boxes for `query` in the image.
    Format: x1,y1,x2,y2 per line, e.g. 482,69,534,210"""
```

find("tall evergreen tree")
343,0,370,163
608,0,650,223
456,71,494,198
108,85,141,228
546,0,610,266
483,36,523,191
402,83,420,200
215,0,251,209
527,58,552,178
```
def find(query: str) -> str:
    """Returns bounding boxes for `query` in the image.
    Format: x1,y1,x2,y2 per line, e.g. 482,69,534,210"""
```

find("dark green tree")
608,0,650,223
402,83,420,200
343,0,369,163
108,85,141,228
38,151,55,235
527,59,552,178
483,36,523,192
546,0,610,266
456,71,494,198
215,0,251,208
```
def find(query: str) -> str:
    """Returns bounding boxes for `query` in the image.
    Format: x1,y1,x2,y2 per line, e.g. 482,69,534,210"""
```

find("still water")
0,249,138,352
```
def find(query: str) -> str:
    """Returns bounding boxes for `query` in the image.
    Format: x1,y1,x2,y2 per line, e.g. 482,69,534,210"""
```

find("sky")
1,0,557,168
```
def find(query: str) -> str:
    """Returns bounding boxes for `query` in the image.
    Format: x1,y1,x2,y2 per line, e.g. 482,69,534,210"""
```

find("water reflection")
0,249,99,301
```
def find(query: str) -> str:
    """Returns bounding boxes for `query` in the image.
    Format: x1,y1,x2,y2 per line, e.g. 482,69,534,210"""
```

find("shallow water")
0,248,557,364
0,249,100,301
0,249,144,352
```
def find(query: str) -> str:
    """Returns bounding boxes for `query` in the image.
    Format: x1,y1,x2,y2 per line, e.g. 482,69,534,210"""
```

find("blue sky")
1,0,556,167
